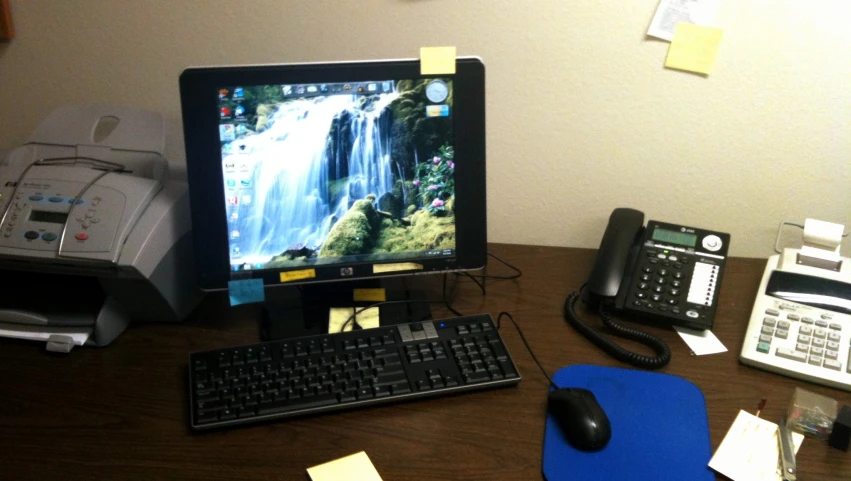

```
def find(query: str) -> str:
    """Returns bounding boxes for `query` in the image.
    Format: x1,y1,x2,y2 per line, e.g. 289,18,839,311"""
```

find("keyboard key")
197,411,218,424
258,394,338,415
823,359,842,371
464,371,491,383
775,348,806,363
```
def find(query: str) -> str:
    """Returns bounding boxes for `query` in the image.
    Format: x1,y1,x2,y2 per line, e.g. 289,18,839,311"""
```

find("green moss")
319,199,380,257
374,209,455,253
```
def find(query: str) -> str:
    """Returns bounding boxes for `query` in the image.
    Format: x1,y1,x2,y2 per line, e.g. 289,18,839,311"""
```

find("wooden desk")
1,244,849,480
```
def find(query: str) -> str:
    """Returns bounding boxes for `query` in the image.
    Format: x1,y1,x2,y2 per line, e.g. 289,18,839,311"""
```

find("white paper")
673,325,727,355
709,410,804,481
0,327,91,346
648,0,720,41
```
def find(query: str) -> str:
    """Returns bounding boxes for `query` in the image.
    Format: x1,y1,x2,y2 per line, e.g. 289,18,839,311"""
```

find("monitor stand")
260,278,433,341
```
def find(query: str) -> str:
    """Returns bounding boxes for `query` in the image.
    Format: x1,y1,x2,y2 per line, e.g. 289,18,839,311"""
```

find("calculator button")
673,272,684,279
810,347,824,356
651,294,663,303
655,277,667,285
814,329,827,339
808,355,823,366
827,341,840,351
801,317,814,324
786,314,800,321
795,343,809,353
775,348,806,362
667,299,678,305
828,331,841,342
668,255,678,262
649,258,659,264
643,267,653,273
812,338,825,349
757,342,770,354
668,289,680,296
825,350,839,360
829,323,842,331
761,326,774,335
775,329,788,340
821,314,833,320
762,317,777,327
765,308,780,316
777,320,791,330
797,334,811,344
759,334,772,343
815,320,828,328
799,326,813,335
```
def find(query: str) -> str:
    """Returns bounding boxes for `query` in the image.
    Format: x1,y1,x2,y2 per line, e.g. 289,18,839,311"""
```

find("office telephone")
564,208,731,369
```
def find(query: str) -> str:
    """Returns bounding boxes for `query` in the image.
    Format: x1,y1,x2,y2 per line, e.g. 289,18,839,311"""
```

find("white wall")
0,0,848,258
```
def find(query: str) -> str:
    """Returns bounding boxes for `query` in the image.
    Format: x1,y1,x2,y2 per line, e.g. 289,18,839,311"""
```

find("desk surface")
1,244,849,480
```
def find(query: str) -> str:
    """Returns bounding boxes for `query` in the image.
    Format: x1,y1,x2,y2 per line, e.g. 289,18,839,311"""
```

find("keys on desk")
188,314,521,430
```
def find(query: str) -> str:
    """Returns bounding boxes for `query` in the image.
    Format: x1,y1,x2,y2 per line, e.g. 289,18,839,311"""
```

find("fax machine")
0,106,201,352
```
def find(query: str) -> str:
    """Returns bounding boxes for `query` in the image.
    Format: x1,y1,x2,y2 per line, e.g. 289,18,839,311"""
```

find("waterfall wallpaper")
217,78,456,271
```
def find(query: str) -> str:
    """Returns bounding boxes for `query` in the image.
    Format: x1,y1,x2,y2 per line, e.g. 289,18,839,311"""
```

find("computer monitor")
179,58,487,325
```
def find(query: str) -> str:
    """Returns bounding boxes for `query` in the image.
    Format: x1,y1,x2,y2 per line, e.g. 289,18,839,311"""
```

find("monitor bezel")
179,57,487,291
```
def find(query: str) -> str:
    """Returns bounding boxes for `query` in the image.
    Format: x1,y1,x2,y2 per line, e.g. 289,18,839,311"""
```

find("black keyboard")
189,313,521,430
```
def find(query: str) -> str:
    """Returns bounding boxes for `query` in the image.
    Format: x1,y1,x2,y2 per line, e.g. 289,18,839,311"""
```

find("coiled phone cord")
563,292,671,370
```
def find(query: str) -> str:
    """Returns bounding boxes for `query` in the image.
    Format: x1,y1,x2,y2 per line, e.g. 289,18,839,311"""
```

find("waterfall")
223,91,399,265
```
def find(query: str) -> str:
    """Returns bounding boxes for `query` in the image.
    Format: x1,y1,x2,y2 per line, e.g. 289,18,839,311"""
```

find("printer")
0,106,202,352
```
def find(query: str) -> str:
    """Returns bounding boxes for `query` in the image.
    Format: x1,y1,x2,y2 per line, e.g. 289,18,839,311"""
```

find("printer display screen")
29,211,68,224
216,79,457,273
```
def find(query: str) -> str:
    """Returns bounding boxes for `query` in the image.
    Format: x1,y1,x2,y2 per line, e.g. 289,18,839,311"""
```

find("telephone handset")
564,208,730,369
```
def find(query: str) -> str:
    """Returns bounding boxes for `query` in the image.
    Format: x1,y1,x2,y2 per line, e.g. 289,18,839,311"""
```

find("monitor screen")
180,58,486,290
216,78,455,273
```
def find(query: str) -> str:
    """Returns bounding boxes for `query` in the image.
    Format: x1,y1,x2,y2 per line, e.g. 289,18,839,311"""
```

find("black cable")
339,299,453,333
442,274,464,317
562,292,671,370
497,312,556,388
456,252,523,281
457,271,486,295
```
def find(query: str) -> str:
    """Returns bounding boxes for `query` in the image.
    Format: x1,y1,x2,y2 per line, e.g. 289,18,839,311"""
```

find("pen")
755,398,766,418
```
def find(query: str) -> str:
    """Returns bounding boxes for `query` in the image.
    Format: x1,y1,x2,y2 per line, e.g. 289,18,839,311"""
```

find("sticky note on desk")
307,451,383,481
665,23,723,75
329,307,380,333
228,279,264,306
420,46,456,74
708,410,803,481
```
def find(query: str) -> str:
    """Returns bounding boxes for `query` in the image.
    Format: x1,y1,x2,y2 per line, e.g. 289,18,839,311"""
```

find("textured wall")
0,0,848,258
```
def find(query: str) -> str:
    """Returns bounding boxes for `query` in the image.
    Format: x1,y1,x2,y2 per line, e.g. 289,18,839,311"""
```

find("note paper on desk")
665,23,723,75
328,307,380,333
307,451,383,481
709,410,804,481
673,325,727,355
648,0,720,42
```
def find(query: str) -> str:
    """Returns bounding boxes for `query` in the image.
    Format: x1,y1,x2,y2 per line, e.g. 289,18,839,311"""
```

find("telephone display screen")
29,211,68,224
216,79,456,273
651,228,697,247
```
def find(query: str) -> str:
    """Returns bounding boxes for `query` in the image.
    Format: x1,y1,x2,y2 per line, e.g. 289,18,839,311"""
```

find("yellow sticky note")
353,288,386,302
308,451,383,481
665,23,723,75
420,46,456,75
279,268,316,283
373,262,423,274
328,307,380,334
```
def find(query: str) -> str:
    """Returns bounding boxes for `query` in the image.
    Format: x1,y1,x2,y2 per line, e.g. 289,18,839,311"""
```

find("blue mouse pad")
543,364,714,481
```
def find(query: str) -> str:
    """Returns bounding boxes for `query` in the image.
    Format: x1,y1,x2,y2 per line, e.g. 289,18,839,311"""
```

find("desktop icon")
306,85,318,93
320,84,328,93
240,179,251,187
282,85,293,95
233,87,244,99
343,84,352,92
227,196,238,205
232,265,241,272
241,195,251,205
235,141,251,154
235,124,247,135
382,81,391,92
243,263,252,270
224,161,235,171
239,162,249,172
226,178,237,188
425,105,450,117
254,263,264,269
296,85,305,94
357,86,365,93
220,107,232,119
367,83,377,92
219,124,235,141
234,105,245,117
231,230,240,239
231,246,241,257
230,212,239,222
218,89,229,99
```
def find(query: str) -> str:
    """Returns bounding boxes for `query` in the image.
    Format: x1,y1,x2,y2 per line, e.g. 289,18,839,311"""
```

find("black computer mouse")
547,387,611,451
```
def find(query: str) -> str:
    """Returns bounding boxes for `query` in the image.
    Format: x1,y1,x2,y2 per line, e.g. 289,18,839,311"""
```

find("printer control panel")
1,182,126,254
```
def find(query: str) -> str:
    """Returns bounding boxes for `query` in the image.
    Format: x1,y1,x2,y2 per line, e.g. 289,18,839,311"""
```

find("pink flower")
427,185,438,191
447,161,454,169
432,199,445,207
412,179,420,186
433,156,441,164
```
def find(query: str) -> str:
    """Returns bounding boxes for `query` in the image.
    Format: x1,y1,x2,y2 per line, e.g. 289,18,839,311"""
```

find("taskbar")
229,248,455,273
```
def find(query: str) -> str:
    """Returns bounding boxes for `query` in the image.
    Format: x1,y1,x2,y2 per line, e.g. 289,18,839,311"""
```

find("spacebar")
258,394,338,415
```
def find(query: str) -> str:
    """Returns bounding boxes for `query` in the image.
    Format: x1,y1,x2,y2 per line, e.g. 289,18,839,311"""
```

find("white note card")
648,0,720,41
673,325,727,355
709,410,804,481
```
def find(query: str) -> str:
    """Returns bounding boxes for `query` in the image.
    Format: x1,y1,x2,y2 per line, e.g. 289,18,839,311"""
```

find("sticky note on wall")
665,23,723,75
420,46,456,74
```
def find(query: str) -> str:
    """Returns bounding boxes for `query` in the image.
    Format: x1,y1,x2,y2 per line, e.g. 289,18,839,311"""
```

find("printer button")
75,233,89,241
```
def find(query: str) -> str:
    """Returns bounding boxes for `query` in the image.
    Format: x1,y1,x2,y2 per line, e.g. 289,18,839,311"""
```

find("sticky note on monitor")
228,279,264,306
307,451,383,481
420,46,456,75
665,23,723,75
